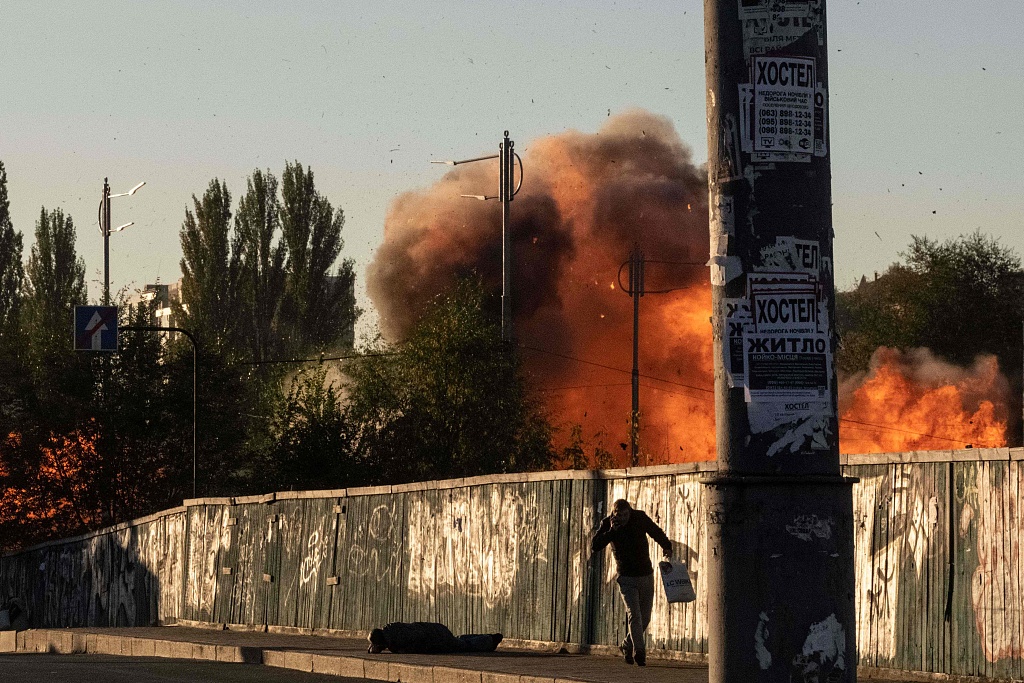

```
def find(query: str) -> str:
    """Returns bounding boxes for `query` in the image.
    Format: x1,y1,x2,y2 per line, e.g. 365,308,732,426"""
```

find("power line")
232,351,397,366
519,344,715,396
536,382,632,393
837,418,987,447
638,382,713,400
227,341,996,447
522,344,995,445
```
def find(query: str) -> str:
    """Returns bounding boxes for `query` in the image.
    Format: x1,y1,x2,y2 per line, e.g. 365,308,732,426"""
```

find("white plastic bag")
659,560,696,603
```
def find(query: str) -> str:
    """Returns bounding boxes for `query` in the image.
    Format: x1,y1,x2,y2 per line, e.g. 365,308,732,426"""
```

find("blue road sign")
74,306,118,351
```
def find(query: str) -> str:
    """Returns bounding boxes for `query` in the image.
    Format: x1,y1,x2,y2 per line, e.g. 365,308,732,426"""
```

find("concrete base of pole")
703,475,858,682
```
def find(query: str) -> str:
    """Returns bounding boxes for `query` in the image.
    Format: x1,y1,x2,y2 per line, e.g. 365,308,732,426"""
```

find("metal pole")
121,325,198,498
191,340,197,498
103,178,111,305
702,0,857,680
630,246,643,467
500,131,513,342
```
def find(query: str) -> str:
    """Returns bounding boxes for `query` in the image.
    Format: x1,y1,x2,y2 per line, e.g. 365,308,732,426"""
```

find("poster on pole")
740,268,833,454
752,56,815,161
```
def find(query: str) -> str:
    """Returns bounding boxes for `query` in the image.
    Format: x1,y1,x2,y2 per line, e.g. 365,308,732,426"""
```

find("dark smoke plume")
368,111,714,464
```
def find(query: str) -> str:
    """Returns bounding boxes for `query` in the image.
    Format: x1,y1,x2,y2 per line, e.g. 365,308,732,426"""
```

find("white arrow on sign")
86,311,109,350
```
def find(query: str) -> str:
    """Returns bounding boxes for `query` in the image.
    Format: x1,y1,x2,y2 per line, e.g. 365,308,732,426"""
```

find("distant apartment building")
127,278,182,339
127,274,354,350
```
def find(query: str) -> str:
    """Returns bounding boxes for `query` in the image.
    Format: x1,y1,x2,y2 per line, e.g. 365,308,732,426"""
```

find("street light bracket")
110,180,146,198
512,152,524,197
431,153,500,167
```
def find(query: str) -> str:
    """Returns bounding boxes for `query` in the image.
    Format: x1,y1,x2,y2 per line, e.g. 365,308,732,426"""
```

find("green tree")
836,265,929,374
2,207,93,548
344,280,553,484
0,161,22,341
22,208,89,394
234,169,287,363
176,179,241,353
838,232,1023,373
901,232,1023,368
0,161,26,436
280,161,357,355
264,364,354,491
94,300,193,519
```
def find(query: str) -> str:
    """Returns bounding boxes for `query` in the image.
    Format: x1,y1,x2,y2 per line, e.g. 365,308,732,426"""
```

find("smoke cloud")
367,111,714,464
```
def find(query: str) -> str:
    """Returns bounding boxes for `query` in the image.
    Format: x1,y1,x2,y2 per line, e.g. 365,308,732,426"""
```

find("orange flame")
838,347,1008,453
538,284,716,467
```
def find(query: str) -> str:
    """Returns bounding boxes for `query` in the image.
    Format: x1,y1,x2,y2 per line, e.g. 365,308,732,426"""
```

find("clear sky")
3,0,1021,335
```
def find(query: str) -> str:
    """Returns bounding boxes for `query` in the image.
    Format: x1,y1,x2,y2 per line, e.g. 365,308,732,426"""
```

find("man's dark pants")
616,573,655,655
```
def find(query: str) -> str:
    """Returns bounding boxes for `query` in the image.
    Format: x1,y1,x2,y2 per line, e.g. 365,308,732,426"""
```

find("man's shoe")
634,651,646,667
620,643,634,665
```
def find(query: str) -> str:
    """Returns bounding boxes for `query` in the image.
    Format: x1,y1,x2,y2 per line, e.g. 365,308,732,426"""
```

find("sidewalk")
2,626,710,683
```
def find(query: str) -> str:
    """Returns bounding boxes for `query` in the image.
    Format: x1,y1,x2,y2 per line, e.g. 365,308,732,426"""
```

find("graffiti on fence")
299,528,327,586
348,503,401,581
406,488,550,608
854,465,938,661
970,462,1023,662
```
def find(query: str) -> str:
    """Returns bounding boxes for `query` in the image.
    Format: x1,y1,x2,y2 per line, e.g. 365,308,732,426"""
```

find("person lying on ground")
367,622,503,654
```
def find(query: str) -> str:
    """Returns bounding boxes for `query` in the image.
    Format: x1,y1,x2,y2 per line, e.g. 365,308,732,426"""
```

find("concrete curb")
10,628,602,682
5,628,994,683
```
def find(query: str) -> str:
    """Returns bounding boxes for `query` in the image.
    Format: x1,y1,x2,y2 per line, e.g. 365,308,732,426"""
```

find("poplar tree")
234,169,286,363
176,179,241,353
23,208,87,365
280,161,357,355
0,161,26,438
0,161,22,341
19,207,91,446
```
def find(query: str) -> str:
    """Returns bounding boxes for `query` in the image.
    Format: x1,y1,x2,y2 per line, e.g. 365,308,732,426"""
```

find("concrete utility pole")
702,0,857,681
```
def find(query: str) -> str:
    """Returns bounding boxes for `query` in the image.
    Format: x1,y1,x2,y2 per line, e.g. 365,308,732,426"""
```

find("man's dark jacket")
591,510,671,577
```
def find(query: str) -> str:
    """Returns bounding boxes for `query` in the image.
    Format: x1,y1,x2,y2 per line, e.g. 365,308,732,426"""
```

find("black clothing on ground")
370,622,502,654
591,510,671,577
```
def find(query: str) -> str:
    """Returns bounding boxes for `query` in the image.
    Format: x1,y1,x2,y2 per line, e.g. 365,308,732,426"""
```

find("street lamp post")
98,178,145,305
431,131,522,341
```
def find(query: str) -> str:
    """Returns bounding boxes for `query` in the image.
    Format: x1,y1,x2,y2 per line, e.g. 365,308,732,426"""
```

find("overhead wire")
222,341,990,447
232,351,397,366
519,344,715,396
519,343,989,447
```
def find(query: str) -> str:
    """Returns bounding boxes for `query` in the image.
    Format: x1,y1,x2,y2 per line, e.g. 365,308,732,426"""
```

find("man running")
591,499,672,666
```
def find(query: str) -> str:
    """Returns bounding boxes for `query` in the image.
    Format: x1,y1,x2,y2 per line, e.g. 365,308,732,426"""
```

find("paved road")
0,653,361,683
